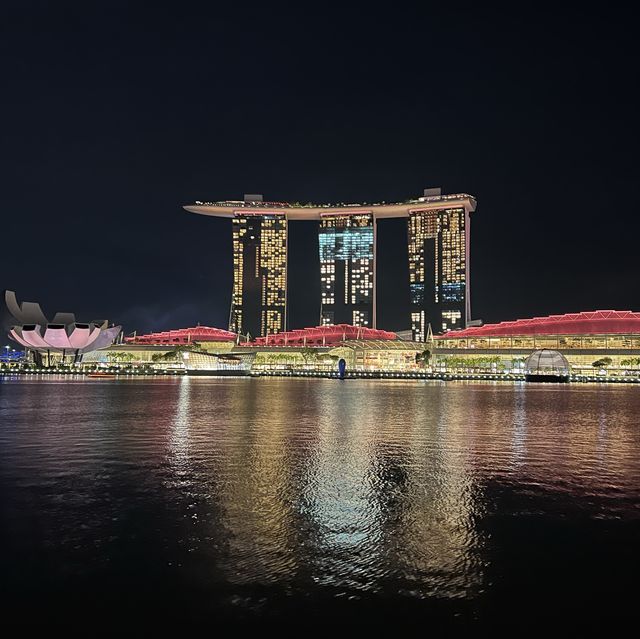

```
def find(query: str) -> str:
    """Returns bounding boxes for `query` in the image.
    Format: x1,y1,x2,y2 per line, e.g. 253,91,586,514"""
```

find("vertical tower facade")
408,206,469,341
318,213,376,328
185,189,475,339
230,213,287,338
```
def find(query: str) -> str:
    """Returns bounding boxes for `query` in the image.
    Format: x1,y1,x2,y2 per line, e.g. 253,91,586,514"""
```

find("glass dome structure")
524,349,570,375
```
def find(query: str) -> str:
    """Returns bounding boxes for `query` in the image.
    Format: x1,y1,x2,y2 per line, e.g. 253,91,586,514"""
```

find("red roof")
255,324,397,346
125,326,237,345
437,311,640,339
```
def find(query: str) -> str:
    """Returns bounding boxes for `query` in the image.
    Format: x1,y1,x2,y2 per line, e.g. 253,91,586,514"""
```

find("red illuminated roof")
125,326,237,345
255,324,397,346
437,311,640,339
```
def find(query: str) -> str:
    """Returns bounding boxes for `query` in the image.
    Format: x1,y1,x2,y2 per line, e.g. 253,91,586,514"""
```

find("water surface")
1,377,638,629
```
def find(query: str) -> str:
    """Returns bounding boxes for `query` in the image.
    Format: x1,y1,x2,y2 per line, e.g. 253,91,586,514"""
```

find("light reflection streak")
168,376,191,476
153,379,640,597
300,381,486,597
510,384,528,466
301,383,385,591
214,379,301,585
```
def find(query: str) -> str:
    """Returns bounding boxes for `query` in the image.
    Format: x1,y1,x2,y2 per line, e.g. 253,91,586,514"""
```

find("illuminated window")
230,214,287,337
318,214,375,327
408,208,467,341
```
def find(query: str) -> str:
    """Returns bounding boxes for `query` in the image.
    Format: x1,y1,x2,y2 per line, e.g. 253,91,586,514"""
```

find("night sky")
2,4,638,334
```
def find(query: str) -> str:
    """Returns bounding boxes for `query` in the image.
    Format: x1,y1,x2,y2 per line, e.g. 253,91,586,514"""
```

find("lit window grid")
408,208,467,340
260,216,287,334
318,214,375,326
230,215,287,336
320,259,336,305
321,311,334,326
260,216,287,309
411,311,425,343
230,218,247,332
352,309,369,327
319,215,374,262
262,309,283,336
349,258,372,304
407,209,466,295
441,310,462,333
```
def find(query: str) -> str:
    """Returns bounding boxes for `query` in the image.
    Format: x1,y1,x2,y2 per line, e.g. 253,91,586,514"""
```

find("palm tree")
151,344,204,364
592,357,613,369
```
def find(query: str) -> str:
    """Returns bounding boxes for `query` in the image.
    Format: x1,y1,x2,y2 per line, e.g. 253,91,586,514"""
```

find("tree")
152,344,203,363
592,357,613,369
300,347,317,364
107,352,135,364
415,348,432,367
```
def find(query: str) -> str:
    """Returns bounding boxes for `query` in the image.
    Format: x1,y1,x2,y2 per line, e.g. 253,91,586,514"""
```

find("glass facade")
318,214,375,327
230,214,287,338
408,207,467,340
438,334,640,350
435,332,640,375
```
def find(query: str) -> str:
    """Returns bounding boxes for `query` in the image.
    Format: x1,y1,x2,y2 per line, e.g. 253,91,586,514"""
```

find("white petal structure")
43,325,72,349
12,325,50,348
4,291,121,355
89,326,121,352
10,329,33,349
67,324,93,349
9,323,121,354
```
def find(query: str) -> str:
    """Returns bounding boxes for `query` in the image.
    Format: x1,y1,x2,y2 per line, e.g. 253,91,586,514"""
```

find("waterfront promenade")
2,367,639,384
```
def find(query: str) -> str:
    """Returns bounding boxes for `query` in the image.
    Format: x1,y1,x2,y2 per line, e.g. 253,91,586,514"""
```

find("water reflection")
169,376,191,475
1,377,640,621
301,384,386,591
214,379,304,584
510,385,528,466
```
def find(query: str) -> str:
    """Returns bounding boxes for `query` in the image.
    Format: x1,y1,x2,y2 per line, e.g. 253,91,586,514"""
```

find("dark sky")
2,4,638,334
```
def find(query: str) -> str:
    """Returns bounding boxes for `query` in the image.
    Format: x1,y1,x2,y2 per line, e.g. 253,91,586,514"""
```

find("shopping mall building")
77,311,640,376
434,310,640,374
81,324,427,374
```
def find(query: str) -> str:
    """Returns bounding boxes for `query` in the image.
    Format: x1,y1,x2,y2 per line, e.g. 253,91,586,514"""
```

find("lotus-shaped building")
4,290,121,358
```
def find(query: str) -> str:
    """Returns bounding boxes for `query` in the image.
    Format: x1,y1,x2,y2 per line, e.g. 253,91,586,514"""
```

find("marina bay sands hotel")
184,188,477,342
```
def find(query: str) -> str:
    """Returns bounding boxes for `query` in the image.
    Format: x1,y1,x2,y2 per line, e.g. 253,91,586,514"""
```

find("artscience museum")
4,290,121,364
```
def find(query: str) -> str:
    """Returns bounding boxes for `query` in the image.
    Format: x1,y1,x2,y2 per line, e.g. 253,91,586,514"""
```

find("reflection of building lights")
168,377,191,475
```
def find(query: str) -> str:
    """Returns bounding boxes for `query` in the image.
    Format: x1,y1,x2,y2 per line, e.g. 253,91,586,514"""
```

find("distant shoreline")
2,370,640,384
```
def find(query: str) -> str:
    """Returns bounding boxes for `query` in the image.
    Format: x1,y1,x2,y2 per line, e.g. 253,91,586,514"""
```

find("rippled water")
1,377,639,629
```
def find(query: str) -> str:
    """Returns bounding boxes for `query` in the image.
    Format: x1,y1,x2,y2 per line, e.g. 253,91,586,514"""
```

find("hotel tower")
319,213,375,327
229,210,287,339
185,189,477,340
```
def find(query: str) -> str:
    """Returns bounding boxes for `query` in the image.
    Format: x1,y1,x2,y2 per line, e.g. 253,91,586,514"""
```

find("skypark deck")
184,192,477,220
